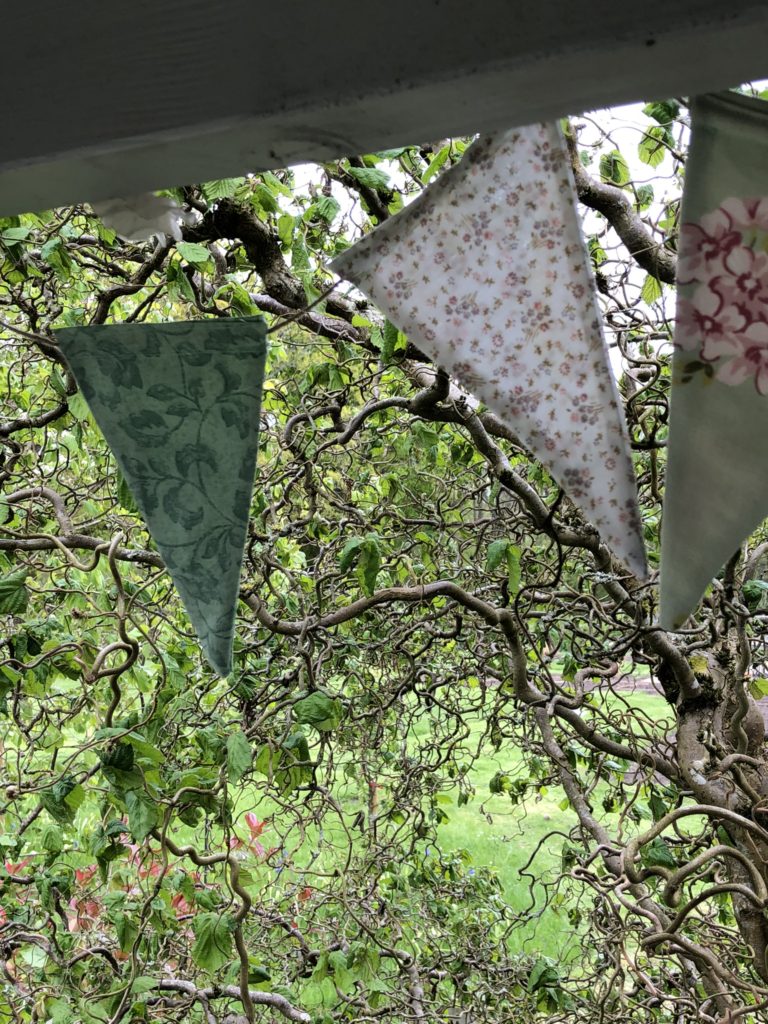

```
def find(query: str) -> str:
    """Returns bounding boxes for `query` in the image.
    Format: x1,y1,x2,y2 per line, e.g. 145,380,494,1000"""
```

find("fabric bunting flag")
57,317,268,676
331,124,647,578
660,91,768,629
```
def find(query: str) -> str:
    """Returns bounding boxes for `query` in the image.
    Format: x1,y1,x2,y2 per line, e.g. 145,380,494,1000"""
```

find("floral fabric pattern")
676,198,768,393
331,124,647,578
57,317,268,676
660,89,768,631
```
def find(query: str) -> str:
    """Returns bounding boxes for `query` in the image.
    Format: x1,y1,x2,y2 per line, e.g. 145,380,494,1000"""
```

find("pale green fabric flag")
57,317,268,675
661,92,768,628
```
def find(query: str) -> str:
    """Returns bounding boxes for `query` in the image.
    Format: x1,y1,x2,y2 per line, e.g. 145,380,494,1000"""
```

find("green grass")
434,687,672,958
221,686,672,961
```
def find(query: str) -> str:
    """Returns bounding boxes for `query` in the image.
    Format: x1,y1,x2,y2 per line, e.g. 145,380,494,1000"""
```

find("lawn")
433,688,672,958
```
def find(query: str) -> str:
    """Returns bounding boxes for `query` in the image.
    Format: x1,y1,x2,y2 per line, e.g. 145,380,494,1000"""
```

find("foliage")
1,93,768,1024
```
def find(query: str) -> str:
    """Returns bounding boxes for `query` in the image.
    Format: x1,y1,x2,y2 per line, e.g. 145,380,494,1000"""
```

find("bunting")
660,91,768,628
57,317,268,675
331,124,647,577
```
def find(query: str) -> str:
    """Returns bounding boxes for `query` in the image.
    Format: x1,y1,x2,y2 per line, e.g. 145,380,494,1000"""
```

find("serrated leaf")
192,912,235,971
253,183,279,214
0,226,31,242
642,99,680,125
130,976,158,994
67,391,91,423
506,544,522,595
357,535,381,596
125,790,158,842
648,792,668,823
115,470,139,513
641,274,663,305
293,693,342,731
599,149,630,187
175,241,211,266
201,178,239,202
749,677,768,699
635,183,654,211
423,144,450,183
40,776,78,824
528,957,559,993
312,196,341,223
40,824,64,853
346,165,390,191
226,729,252,783
486,539,509,573
114,913,138,953
641,836,677,869
638,125,670,168
0,570,29,615
339,538,364,574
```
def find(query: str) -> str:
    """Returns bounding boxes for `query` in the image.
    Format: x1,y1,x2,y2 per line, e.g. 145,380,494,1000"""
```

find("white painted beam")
1,0,767,216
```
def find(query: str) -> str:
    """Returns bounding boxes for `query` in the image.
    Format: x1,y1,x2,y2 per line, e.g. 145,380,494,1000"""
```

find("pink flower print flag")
661,91,768,629
331,123,647,578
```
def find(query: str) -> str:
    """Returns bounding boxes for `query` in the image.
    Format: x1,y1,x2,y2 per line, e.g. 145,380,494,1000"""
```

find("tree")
1,92,767,1024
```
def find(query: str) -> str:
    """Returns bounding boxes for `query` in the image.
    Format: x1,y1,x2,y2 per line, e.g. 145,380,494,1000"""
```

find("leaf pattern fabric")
660,92,768,629
57,317,268,675
331,124,646,578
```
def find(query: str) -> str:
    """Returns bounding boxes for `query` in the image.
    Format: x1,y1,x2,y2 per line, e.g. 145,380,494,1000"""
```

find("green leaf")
40,776,79,824
114,913,138,953
528,957,560,992
312,196,341,223
642,99,680,125
130,977,158,995
486,539,509,573
506,544,522,596
641,274,663,305
175,241,211,266
201,179,239,202
40,824,64,853
346,165,390,191
599,149,630,187
641,836,677,869
357,535,381,596
293,692,343,731
749,677,768,699
422,144,450,183
253,183,280,214
0,570,29,615
192,912,235,971
226,728,252,783
99,741,135,772
125,790,159,842
116,470,139,513
0,226,31,242
380,320,399,364
45,998,73,1024
648,792,669,823
638,125,670,168
635,183,655,211
67,391,91,423
339,538,364,574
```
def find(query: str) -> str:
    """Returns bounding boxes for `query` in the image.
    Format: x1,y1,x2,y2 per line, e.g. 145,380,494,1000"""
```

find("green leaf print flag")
57,317,268,675
661,91,768,629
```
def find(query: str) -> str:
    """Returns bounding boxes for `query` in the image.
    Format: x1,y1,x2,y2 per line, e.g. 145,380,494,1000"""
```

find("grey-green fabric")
660,92,768,629
57,317,268,675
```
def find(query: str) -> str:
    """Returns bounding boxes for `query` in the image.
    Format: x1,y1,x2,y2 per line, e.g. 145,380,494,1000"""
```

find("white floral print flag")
660,92,768,629
331,124,647,578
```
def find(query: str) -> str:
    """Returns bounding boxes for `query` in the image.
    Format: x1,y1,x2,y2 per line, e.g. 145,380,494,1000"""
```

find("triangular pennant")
660,92,768,629
57,317,268,675
331,124,646,577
